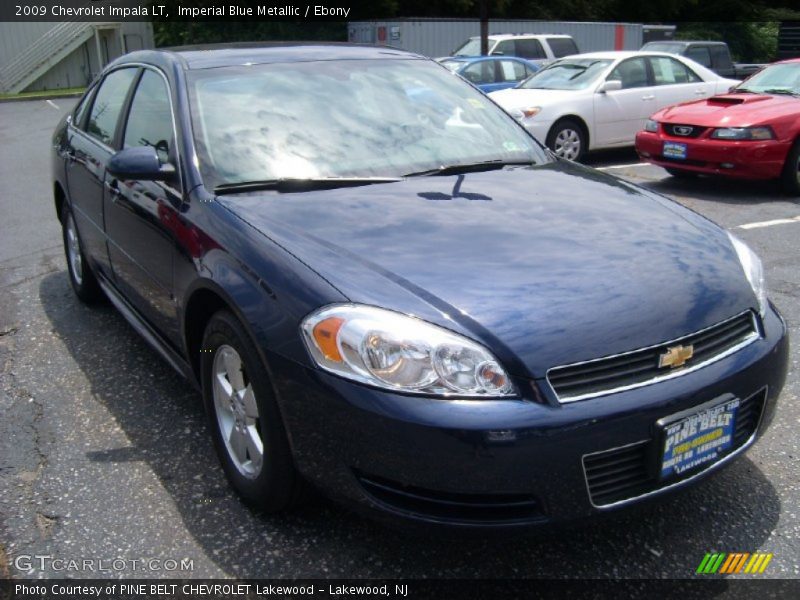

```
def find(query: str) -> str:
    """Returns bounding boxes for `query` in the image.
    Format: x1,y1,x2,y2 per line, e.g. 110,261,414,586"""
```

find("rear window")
547,38,579,58
685,46,712,68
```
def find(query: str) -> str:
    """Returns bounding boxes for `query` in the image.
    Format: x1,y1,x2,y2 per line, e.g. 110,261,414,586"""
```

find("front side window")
649,57,701,85
519,58,612,90
123,69,175,164
453,38,481,57
86,68,138,146
493,40,515,56
188,59,549,189
608,58,650,89
461,61,495,85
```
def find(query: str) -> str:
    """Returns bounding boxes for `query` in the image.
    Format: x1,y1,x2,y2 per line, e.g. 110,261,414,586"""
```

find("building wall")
0,21,154,92
348,20,643,58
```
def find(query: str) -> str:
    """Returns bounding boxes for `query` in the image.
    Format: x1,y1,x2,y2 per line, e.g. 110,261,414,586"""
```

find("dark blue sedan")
439,55,539,92
52,43,788,529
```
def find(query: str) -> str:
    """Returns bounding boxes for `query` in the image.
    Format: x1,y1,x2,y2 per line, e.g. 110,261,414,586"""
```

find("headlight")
711,127,774,140
301,304,516,397
728,233,767,316
644,119,659,133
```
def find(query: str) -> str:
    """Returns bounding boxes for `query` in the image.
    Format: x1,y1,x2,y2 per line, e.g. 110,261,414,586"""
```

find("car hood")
654,93,800,126
217,162,755,378
489,87,582,110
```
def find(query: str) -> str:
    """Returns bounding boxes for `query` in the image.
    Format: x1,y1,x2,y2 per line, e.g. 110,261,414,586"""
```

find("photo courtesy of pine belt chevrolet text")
51,43,789,529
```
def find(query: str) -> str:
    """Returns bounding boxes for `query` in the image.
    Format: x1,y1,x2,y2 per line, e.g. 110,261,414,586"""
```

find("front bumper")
272,305,788,530
635,130,789,179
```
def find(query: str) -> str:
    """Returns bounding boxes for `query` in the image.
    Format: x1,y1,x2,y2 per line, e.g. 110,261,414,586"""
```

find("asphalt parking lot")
0,98,798,581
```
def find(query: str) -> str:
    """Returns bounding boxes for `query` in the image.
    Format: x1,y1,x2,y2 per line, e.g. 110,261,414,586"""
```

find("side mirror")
598,79,622,93
107,146,175,181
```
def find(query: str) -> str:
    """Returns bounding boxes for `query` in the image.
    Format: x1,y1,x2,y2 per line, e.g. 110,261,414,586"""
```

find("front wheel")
780,139,800,196
546,120,586,162
201,310,304,511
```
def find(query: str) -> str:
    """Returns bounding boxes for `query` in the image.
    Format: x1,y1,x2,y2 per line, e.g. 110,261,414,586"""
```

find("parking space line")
595,163,650,171
737,216,800,230
45,100,59,110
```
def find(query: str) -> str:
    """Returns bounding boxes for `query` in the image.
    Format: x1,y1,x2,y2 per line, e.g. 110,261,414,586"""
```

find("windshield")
188,59,548,189
517,58,613,90
735,63,800,95
453,38,484,57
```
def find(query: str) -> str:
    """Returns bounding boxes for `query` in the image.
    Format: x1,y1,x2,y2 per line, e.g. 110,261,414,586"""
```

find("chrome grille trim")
547,311,760,403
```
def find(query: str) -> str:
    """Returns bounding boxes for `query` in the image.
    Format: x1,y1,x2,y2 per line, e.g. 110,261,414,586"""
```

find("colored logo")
659,344,694,369
696,552,773,574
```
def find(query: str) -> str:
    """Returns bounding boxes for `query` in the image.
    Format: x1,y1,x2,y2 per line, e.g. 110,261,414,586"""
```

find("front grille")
548,311,758,402
356,473,545,524
664,123,707,138
584,388,767,507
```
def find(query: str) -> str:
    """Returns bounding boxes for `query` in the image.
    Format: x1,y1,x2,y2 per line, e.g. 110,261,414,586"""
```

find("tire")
780,139,800,196
546,119,587,162
665,167,699,179
61,203,102,303
201,309,304,511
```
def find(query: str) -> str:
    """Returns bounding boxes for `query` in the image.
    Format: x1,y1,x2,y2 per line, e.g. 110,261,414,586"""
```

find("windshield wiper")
403,160,533,178
761,88,799,96
729,88,755,94
214,176,403,195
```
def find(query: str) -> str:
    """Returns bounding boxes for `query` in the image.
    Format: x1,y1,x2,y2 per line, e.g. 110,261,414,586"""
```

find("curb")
0,91,84,103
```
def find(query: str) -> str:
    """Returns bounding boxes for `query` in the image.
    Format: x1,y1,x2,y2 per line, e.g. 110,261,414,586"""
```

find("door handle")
105,179,122,202
641,95,655,101
694,89,708,95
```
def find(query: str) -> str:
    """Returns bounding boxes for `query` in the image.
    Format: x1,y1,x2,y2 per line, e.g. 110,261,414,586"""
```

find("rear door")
593,57,655,146
647,56,714,109
105,67,182,344
64,67,139,278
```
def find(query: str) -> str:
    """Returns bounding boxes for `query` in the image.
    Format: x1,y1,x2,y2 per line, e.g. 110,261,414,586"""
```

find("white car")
489,51,739,161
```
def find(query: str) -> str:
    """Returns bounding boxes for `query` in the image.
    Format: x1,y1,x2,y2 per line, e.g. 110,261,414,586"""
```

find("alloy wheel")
212,344,264,478
65,213,83,286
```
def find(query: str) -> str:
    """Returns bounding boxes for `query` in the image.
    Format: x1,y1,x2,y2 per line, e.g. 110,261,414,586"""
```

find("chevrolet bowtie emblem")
659,344,694,369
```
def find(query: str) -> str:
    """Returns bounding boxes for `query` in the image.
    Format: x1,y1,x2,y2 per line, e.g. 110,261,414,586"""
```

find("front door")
593,57,655,146
105,68,182,345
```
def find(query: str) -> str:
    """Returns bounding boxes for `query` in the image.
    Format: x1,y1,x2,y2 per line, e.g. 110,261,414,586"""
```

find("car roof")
470,33,573,41
441,55,530,63
120,42,425,70
561,50,681,60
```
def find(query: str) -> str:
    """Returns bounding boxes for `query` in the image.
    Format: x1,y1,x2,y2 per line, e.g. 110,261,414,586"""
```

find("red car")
635,58,800,195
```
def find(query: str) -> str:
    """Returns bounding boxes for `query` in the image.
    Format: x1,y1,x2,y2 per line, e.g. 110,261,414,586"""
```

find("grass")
0,86,85,101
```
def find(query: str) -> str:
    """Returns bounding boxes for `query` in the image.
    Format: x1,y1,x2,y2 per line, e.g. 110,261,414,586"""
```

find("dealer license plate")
663,141,688,160
659,398,739,480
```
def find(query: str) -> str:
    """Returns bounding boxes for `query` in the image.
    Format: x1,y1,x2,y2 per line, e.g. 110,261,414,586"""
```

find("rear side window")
685,46,712,68
123,69,175,164
515,39,546,59
86,68,138,146
498,60,527,82
547,38,579,58
649,57,702,85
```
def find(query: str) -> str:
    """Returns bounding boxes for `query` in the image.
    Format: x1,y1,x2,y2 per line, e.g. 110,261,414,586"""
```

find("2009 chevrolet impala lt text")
51,44,789,529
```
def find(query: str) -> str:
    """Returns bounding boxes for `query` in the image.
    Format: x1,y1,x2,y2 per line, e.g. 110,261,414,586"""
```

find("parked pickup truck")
448,34,580,68
640,41,765,80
